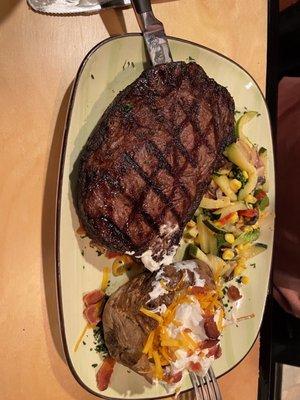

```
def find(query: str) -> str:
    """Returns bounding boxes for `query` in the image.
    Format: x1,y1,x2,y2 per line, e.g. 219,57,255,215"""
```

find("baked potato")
102,259,222,384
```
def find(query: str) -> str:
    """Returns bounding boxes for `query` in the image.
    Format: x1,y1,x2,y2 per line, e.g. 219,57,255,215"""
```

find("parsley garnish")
93,324,108,356
187,56,196,62
92,364,98,368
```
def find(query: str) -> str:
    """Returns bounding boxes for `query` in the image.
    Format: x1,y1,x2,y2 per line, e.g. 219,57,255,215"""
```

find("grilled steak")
77,62,235,269
102,260,215,381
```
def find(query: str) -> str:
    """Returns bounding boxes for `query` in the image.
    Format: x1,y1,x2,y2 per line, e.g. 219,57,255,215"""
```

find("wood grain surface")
0,1,266,399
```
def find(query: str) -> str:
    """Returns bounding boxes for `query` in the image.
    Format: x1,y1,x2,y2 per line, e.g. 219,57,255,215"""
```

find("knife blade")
27,0,131,15
131,0,172,65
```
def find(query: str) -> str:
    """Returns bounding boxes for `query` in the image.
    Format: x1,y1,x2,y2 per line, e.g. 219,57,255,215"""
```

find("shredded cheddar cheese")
140,285,225,380
74,323,91,352
153,351,163,379
217,309,224,332
140,307,163,324
161,338,182,347
143,331,155,354
180,331,198,351
160,347,174,363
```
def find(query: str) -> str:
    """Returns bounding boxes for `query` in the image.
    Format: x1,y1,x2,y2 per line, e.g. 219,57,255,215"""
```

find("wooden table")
0,1,268,399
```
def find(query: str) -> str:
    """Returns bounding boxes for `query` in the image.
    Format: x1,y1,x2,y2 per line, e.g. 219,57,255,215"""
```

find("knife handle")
131,0,152,14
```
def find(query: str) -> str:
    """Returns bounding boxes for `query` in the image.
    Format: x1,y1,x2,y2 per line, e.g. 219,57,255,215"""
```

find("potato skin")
102,260,215,380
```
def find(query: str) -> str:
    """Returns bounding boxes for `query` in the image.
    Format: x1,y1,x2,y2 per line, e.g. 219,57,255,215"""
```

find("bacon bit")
76,225,86,236
219,212,234,226
83,303,101,326
227,285,242,302
207,344,222,359
189,286,207,295
83,289,105,306
189,361,202,372
204,316,220,339
166,371,183,384
201,339,219,349
96,357,116,391
184,328,192,333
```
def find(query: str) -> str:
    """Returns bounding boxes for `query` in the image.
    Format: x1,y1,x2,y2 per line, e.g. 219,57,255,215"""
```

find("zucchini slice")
234,228,260,246
185,225,198,238
235,111,259,138
196,214,211,253
237,169,258,200
215,201,248,220
207,254,232,278
188,244,211,266
213,174,237,201
240,243,267,259
208,233,217,256
203,219,226,234
224,142,256,173
200,196,231,209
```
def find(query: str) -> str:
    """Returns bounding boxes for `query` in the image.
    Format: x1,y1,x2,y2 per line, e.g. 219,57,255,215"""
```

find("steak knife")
131,0,173,65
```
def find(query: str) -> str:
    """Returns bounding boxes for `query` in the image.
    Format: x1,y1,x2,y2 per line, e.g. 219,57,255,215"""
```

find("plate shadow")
41,82,73,362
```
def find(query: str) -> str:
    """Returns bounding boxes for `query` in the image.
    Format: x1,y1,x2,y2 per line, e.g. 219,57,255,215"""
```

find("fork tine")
189,372,203,400
208,368,222,400
193,374,208,400
198,376,208,400
202,373,215,400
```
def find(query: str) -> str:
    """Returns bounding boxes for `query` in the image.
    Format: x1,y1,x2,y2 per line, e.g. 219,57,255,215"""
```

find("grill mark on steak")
123,153,181,222
145,140,192,201
155,109,197,168
96,170,162,236
133,99,196,169
129,125,191,207
96,216,136,249
174,121,197,168
76,62,235,263
121,141,170,234
138,210,161,233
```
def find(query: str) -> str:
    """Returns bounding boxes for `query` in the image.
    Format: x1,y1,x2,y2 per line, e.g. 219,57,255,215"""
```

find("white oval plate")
56,34,275,399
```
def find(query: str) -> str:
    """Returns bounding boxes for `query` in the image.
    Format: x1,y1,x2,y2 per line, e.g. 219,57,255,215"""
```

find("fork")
189,367,223,400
